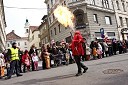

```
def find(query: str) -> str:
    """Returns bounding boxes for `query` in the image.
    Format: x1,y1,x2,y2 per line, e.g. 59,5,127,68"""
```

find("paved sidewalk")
0,53,128,85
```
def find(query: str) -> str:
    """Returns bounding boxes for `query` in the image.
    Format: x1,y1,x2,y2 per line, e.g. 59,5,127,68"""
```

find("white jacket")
32,56,39,62
0,58,5,67
103,42,108,51
86,45,90,55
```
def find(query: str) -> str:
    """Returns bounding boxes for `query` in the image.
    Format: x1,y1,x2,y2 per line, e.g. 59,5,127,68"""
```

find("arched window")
73,9,86,29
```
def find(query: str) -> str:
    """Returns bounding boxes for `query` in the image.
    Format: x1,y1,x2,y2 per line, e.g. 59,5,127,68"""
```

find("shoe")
5,76,11,80
83,67,88,73
17,74,23,77
75,73,82,76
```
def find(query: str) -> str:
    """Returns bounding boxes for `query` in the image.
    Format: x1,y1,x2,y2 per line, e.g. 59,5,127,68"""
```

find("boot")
5,76,11,80
83,67,88,73
17,74,23,77
75,72,82,76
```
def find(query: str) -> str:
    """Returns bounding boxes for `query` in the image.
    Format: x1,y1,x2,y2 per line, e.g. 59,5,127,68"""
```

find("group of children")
22,50,39,72
0,50,39,79
0,53,5,79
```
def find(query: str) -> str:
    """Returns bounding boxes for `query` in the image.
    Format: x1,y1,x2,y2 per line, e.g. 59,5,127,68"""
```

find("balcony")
68,0,87,8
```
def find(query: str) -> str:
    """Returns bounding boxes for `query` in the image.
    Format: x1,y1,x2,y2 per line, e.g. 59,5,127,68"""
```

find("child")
97,48,102,59
32,52,39,71
97,43,103,59
93,47,98,60
22,50,30,73
86,44,91,61
0,53,5,79
43,49,50,69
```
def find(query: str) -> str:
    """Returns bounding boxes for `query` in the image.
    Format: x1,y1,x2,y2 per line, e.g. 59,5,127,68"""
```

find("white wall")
6,39,29,51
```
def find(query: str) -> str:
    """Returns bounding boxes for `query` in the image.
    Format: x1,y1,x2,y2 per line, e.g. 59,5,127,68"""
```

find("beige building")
6,30,29,51
38,15,50,45
113,0,128,40
28,26,40,49
0,0,6,52
45,0,119,44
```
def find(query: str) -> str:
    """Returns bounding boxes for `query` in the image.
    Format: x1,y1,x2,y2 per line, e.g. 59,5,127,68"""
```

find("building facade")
28,26,40,49
6,30,29,51
38,15,50,46
0,0,6,52
45,0,119,44
112,0,128,40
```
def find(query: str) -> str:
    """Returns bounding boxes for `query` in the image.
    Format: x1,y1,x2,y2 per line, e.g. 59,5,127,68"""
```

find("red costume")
22,50,30,66
71,31,84,56
70,31,88,76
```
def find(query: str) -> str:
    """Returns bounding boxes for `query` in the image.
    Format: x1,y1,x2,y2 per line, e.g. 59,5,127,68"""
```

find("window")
72,0,77,2
51,0,53,5
91,0,95,5
93,14,98,23
58,24,61,33
47,4,49,10
32,35,34,40
45,37,48,43
26,29,28,33
54,27,57,35
105,16,112,25
64,1,66,5
126,18,128,27
38,34,40,38
53,14,55,20
122,3,126,12
127,2,128,7
51,30,53,36
65,36,72,43
102,0,109,8
107,32,115,36
8,44,9,47
24,42,27,45
116,1,120,10
95,32,101,37
18,42,20,46
119,17,123,26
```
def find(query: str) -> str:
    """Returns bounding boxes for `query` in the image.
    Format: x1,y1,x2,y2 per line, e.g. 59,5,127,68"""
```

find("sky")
3,0,47,37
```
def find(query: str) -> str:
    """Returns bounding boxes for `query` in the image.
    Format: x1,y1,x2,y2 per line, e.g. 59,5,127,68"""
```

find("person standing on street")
6,42,22,79
29,44,38,71
70,31,88,76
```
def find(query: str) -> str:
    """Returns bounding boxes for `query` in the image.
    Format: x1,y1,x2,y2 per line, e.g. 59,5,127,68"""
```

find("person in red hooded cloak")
70,31,88,76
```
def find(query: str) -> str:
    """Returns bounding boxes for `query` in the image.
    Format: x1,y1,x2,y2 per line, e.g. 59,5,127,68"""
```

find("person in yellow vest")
5,42,22,79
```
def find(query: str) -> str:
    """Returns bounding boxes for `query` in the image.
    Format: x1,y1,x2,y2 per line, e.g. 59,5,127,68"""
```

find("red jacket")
71,31,84,56
22,54,30,64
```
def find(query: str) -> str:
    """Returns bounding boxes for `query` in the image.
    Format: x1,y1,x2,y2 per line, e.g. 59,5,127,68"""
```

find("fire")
53,5,75,31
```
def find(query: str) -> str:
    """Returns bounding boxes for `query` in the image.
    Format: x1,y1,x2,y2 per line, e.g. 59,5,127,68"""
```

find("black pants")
19,60,22,73
31,60,34,71
74,56,87,73
8,60,20,77
42,60,46,70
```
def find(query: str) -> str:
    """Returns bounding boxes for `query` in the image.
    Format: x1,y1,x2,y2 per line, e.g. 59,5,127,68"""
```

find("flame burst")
54,5,75,31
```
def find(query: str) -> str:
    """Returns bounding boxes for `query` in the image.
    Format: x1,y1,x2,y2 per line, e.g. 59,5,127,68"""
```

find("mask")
12,46,16,49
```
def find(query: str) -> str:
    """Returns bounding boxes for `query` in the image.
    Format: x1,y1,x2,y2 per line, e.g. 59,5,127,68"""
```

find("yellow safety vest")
10,48,19,61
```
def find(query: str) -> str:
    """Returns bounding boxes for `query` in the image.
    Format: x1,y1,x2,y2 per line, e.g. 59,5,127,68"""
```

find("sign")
100,28,105,38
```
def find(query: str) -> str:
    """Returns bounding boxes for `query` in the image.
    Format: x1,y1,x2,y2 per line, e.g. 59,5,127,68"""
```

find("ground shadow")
15,73,75,85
